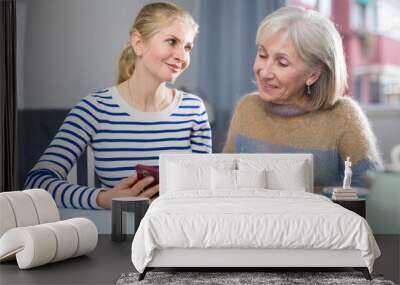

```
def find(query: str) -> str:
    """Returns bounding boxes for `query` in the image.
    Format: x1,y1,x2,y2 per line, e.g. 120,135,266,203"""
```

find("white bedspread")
131,190,380,273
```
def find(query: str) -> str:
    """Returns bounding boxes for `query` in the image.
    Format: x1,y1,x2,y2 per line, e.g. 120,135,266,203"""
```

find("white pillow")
212,168,237,190
238,159,307,191
266,163,306,191
236,169,267,189
211,169,268,190
167,163,212,192
210,159,237,170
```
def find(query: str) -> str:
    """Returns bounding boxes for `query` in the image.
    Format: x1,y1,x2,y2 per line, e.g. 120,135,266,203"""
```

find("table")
0,235,133,285
112,197,150,241
332,199,366,218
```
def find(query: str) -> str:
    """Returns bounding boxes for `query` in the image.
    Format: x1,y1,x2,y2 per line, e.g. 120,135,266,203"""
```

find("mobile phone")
135,164,159,189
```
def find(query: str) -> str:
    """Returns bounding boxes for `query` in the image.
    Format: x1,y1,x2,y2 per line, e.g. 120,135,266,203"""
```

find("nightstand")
112,197,150,242
332,199,366,218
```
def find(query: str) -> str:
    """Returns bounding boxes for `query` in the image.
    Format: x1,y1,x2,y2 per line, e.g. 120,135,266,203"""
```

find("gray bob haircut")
256,6,348,110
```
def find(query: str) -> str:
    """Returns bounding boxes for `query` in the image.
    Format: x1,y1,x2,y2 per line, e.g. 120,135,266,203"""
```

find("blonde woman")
224,7,381,190
25,3,211,209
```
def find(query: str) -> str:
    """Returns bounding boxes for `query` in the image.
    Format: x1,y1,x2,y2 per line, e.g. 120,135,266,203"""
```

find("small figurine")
343,156,352,189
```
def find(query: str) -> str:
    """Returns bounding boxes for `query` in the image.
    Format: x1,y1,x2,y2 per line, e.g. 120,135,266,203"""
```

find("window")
370,80,380,104
351,1,368,32
355,76,363,102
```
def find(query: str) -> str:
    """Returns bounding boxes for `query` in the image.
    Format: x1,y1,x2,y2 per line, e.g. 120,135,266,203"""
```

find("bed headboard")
159,154,314,195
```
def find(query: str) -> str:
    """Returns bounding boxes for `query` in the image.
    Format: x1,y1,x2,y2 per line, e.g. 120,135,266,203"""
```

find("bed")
131,154,380,280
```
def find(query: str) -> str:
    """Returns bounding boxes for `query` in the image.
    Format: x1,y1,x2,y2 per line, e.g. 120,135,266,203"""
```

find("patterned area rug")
116,271,396,285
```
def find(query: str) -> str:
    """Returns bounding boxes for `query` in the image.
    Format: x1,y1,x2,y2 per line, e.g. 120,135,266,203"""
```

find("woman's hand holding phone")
96,174,159,209
136,165,159,187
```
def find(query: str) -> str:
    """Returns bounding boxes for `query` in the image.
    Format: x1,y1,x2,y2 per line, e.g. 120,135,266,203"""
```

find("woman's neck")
121,69,173,112
264,95,311,117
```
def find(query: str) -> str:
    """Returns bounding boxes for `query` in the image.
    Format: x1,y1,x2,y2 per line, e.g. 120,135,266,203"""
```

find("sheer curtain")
0,0,17,192
195,0,285,152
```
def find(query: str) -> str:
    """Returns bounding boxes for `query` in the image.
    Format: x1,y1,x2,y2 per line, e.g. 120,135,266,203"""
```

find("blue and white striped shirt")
24,87,212,209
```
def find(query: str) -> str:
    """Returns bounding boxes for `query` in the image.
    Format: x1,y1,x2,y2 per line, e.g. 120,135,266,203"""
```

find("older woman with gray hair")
224,7,382,190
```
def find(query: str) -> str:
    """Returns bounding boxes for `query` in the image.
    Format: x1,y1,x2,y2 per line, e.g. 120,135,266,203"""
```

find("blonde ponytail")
117,45,135,84
116,2,198,84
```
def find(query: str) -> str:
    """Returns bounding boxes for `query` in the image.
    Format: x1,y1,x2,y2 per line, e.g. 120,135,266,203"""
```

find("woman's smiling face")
253,30,314,106
134,19,195,84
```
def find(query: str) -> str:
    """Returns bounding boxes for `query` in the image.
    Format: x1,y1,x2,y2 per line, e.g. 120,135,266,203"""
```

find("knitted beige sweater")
224,93,382,188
